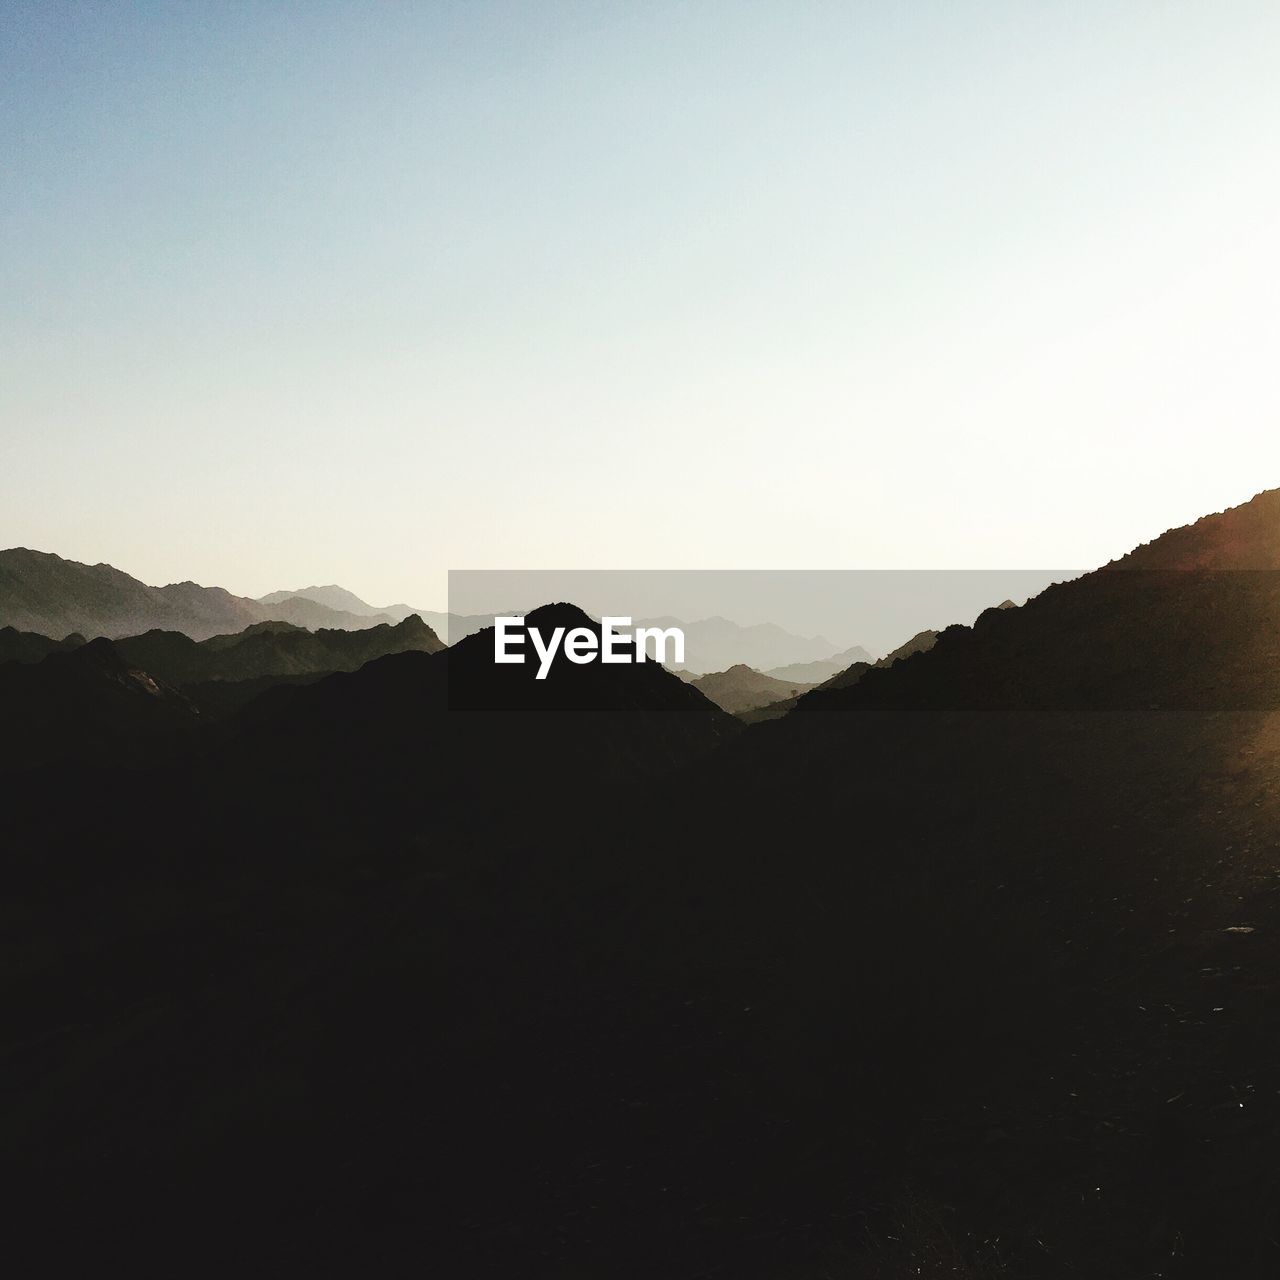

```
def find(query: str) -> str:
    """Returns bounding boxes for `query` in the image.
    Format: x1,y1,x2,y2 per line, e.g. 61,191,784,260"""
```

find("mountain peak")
1112,487,1280,571
521,601,598,632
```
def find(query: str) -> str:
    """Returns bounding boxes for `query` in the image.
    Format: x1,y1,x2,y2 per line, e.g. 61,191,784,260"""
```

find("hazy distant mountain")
0,549,411,641
820,627,940,692
743,627,940,721
634,615,845,675
416,611,505,644
254,587,503,643
258,584,389,616
764,644,875,684
690,664,817,716
257,585,422,628
256,591,863,660
253,595,403,631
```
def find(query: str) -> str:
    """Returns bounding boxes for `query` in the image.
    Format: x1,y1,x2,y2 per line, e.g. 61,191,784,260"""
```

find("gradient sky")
3,1,1278,609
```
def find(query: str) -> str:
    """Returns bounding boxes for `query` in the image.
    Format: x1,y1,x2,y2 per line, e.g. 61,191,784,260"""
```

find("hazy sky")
3,1,1278,608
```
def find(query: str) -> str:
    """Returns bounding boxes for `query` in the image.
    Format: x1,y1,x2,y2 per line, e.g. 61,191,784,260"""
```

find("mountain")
252,596,403,631
416,610,503,644
256,588,507,645
114,614,443,690
819,625,939,691
236,602,739,786
764,643,876,684
9,491,1280,1277
0,637,197,769
695,487,1280,1272
0,549,414,640
0,625,85,665
634,614,845,674
1112,486,1280,570
258,584,448,628
690,663,817,715
258,584,387,616
255,593,863,660
742,626,940,721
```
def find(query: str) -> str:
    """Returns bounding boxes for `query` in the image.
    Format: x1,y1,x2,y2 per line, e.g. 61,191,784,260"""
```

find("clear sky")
3,1,1278,609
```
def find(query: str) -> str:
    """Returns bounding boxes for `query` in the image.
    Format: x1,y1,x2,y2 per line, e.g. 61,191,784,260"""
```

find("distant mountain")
764,644,875,684
742,627,940,722
255,592,864,661
417,611,504,644
690,664,817,716
251,595,402,631
634,615,845,675
820,627,939,692
0,549,410,641
255,587,500,642
258,584,388,616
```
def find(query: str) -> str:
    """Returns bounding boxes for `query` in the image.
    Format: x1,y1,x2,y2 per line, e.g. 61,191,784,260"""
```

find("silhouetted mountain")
0,625,85,665
0,548,415,641
1113,486,1280,570
690,663,816,715
236,602,738,791
0,637,197,769
742,626,940,721
114,614,442,689
818,625,940,691
696,487,1280,1272
417,610,505,644
8,492,1280,1278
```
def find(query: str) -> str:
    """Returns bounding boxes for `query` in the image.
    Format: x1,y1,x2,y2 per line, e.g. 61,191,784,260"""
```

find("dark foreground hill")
232,602,739,788
0,615,445,744
4,492,1280,1277
0,637,198,769
116,613,442,687
742,625,940,722
0,624,85,664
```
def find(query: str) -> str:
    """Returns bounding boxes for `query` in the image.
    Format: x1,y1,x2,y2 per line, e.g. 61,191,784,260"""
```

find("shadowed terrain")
4,494,1280,1276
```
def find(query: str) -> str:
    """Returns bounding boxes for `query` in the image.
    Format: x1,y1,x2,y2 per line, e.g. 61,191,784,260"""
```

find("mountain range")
631,613,847,673
6,490,1280,1277
685,663,817,714
0,549,427,640
763,642,875,684
740,624,942,721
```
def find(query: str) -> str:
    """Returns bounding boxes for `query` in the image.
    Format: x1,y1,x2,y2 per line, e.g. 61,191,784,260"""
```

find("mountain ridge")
0,548,417,640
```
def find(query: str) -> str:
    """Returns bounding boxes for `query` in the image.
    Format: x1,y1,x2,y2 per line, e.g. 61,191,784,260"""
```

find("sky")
3,0,1279,610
